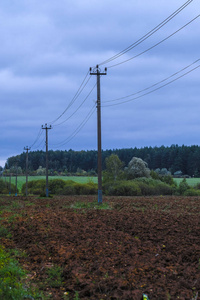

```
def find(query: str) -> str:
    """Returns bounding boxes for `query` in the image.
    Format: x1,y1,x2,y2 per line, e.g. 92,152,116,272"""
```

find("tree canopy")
4,144,200,176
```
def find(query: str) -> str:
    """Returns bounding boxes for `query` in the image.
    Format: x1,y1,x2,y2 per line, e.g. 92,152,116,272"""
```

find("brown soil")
1,195,200,299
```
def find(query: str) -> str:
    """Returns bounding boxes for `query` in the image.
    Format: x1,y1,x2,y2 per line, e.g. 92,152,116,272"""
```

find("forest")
4,144,200,177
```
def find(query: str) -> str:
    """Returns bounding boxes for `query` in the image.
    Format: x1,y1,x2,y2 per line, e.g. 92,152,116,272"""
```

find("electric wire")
102,63,200,107
49,70,91,125
106,14,200,69
104,59,200,103
34,137,46,150
50,104,96,148
99,0,193,66
29,128,43,149
53,82,97,126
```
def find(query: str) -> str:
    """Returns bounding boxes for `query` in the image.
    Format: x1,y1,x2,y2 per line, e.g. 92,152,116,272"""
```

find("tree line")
4,144,200,176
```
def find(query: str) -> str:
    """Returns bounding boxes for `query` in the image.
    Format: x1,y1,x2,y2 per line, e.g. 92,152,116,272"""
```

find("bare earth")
1,195,200,299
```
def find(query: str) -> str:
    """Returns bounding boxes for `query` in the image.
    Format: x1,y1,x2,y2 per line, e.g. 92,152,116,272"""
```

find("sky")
0,0,200,167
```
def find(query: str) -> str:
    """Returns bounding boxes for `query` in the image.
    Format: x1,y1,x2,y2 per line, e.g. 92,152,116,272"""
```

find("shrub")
162,174,176,186
73,182,97,195
135,182,155,195
104,181,141,196
134,177,174,195
184,188,200,196
49,179,66,194
60,185,76,195
178,178,190,195
52,180,97,195
0,179,17,194
21,179,45,195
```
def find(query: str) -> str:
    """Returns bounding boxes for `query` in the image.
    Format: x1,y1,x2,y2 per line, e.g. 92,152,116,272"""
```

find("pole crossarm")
90,65,107,76
89,65,107,204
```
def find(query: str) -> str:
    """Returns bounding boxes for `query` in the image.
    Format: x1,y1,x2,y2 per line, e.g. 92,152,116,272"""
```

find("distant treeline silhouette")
5,144,200,176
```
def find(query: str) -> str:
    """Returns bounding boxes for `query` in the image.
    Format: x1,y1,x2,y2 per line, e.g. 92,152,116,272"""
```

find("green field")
3,176,200,192
173,177,200,187
5,176,97,191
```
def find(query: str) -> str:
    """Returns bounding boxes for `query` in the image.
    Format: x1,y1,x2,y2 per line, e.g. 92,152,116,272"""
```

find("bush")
73,182,97,195
104,181,141,196
162,174,176,186
135,178,173,195
184,188,200,196
48,180,98,196
21,179,45,195
60,185,76,195
103,177,174,196
178,178,189,195
0,179,17,194
135,181,155,195
49,179,66,194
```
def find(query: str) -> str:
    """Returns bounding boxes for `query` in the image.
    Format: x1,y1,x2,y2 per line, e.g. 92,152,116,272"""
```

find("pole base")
98,190,102,204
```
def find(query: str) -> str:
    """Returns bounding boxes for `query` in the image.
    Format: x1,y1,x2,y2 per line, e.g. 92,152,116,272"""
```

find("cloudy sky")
0,0,200,167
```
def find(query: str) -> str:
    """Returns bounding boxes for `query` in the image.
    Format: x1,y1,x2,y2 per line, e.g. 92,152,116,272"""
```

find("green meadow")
173,177,200,187
3,176,200,192
5,176,98,192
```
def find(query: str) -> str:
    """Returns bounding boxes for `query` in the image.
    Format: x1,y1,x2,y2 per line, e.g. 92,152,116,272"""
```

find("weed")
46,265,64,288
0,245,41,300
0,226,12,238
7,213,22,223
74,291,80,300
166,291,171,299
154,204,158,211
71,201,110,210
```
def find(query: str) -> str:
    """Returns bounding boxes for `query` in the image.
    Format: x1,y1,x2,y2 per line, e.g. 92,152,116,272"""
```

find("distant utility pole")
42,124,52,197
15,165,18,196
90,65,107,204
9,173,11,195
24,146,31,197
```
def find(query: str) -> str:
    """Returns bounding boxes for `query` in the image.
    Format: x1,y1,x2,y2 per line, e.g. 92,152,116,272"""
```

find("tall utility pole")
42,124,52,197
24,146,30,196
90,65,107,204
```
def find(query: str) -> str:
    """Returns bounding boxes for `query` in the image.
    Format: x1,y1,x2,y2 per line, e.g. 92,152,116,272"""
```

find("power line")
29,128,43,149
104,59,200,103
99,0,194,66
49,70,91,125
50,104,96,148
29,71,92,150
53,82,97,126
102,63,200,107
107,14,200,69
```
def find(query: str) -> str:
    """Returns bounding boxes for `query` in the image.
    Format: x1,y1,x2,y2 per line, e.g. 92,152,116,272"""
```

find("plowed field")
0,195,200,299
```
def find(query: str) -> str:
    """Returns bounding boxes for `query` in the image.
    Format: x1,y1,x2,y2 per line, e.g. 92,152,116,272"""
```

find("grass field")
173,177,200,186
3,176,200,192
5,176,98,191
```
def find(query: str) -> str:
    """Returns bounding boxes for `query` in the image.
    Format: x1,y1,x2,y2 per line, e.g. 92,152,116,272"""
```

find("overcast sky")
0,0,200,167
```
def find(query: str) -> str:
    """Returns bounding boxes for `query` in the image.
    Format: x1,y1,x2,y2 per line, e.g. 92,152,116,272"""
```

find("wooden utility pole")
90,65,107,204
15,166,18,196
9,173,11,195
42,124,52,197
24,146,30,196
